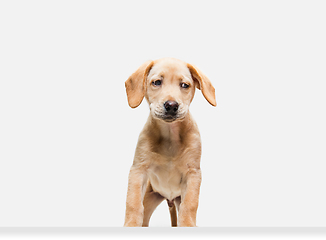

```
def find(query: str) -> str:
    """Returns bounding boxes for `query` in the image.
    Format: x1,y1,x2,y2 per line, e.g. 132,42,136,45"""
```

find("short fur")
124,58,216,227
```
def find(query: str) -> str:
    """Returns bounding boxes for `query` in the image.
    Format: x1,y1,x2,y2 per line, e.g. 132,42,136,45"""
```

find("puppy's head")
125,58,216,123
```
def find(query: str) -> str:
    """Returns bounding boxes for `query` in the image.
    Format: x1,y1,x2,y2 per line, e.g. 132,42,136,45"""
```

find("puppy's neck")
148,113,192,143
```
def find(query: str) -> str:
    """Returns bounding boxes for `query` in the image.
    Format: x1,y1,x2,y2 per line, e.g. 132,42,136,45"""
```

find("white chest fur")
148,161,183,200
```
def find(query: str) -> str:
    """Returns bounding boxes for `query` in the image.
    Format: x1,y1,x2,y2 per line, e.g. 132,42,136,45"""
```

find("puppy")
124,58,216,227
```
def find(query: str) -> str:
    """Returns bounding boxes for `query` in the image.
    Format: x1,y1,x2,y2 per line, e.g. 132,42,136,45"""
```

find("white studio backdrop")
0,0,325,227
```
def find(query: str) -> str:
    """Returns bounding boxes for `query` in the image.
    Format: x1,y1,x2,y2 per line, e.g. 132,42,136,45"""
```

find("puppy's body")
124,58,216,227
142,113,201,201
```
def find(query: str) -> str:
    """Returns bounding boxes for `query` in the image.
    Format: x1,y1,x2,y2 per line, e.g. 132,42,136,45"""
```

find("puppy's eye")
180,83,189,89
152,80,162,86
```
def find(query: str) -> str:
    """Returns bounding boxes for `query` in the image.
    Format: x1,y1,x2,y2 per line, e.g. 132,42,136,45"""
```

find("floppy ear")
187,63,217,106
125,60,154,108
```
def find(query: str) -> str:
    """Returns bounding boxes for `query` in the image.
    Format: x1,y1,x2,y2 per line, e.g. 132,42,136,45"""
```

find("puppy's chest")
147,160,183,200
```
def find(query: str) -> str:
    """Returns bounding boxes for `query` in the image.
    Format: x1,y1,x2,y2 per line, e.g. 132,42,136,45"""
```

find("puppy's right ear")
125,60,154,108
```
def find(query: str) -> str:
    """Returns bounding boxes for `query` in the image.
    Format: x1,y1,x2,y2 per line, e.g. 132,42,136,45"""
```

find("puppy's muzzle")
164,101,179,120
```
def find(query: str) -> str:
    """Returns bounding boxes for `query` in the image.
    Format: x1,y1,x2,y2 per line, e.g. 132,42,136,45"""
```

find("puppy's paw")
177,216,196,227
124,217,143,227
124,222,142,227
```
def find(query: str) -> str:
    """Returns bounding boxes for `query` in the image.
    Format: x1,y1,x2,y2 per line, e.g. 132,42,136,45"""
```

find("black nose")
164,101,179,115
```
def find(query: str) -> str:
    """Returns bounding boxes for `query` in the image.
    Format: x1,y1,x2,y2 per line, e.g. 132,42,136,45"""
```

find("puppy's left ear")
125,60,154,108
187,63,217,106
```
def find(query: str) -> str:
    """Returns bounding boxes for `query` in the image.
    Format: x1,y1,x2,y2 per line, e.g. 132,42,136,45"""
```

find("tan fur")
124,58,216,227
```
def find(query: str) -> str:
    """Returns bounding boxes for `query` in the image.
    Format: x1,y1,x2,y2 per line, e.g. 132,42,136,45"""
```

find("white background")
0,0,325,227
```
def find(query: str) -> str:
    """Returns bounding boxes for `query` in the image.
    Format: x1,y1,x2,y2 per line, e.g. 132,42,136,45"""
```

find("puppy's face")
125,58,216,117
145,59,196,122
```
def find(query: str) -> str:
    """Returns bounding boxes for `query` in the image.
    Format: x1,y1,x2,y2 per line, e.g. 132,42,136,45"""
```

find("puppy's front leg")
178,168,202,227
124,165,148,227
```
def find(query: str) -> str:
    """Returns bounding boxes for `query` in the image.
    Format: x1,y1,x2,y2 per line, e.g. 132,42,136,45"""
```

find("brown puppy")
124,58,216,227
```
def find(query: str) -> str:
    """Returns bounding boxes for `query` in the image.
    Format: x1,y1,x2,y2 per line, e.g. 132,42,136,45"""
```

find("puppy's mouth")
154,112,185,123
162,114,177,122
